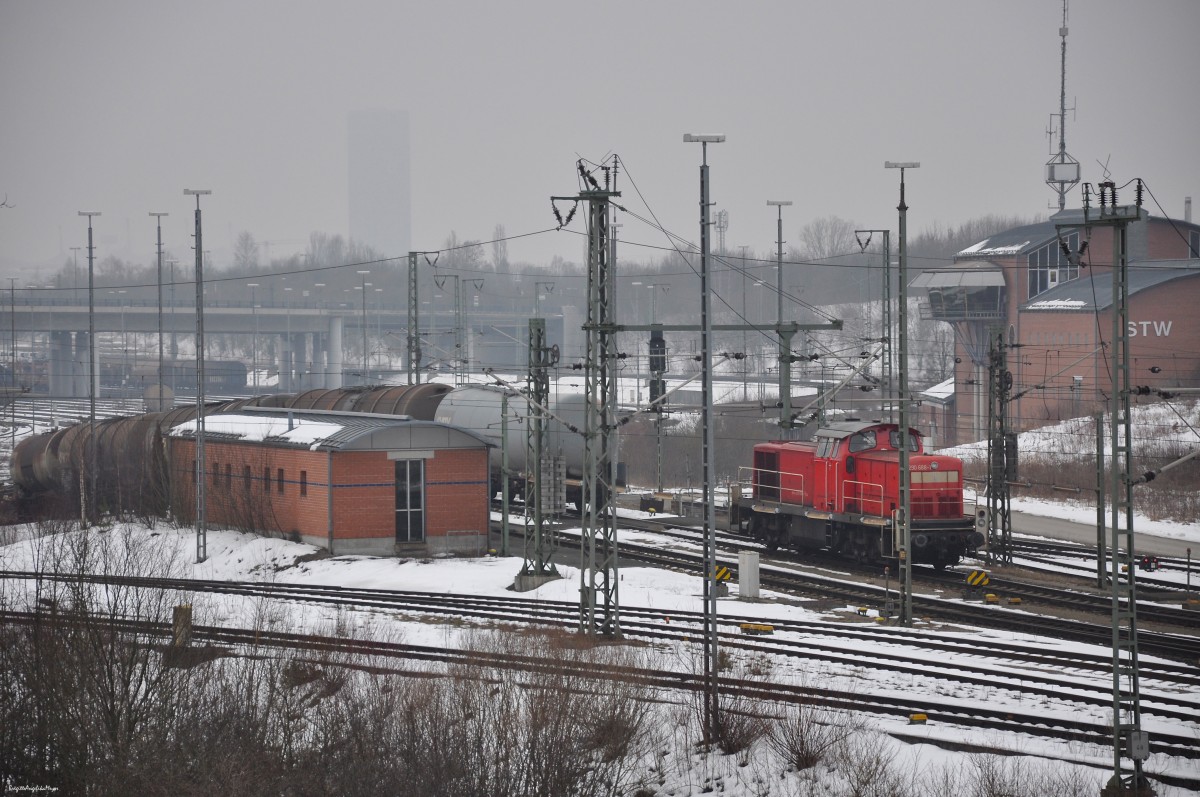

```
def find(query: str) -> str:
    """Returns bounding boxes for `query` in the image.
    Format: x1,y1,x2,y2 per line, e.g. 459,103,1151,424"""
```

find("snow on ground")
2,520,1197,795
940,401,1200,461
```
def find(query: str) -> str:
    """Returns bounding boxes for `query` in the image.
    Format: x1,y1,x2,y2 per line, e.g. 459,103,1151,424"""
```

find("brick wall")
169,436,491,557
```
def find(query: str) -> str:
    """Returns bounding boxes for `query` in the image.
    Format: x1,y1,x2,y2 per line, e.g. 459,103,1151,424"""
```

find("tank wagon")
727,421,983,568
10,383,591,514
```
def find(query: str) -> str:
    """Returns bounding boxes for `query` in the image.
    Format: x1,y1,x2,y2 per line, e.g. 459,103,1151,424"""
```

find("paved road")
1011,509,1197,559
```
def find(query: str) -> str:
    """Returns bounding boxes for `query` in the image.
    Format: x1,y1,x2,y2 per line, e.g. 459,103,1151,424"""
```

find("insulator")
1135,179,1144,207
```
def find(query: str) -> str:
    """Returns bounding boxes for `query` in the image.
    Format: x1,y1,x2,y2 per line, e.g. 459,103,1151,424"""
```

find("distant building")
913,209,1200,445
168,407,491,557
347,109,411,258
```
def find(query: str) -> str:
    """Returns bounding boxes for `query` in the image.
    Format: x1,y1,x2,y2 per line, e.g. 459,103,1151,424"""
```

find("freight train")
9,384,582,515
12,384,980,570
726,421,983,568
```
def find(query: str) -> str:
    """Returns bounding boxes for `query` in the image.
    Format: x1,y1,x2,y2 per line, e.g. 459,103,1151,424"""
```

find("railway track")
530,523,1200,663
2,592,1197,790
601,513,1200,631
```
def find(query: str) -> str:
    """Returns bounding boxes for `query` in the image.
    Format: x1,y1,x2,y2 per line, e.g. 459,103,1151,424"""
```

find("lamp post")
884,161,918,626
375,287,384,373
738,245,750,401
149,212,168,410
183,188,211,564
356,270,370,384
247,283,259,392
69,247,82,305
683,131,724,745
78,211,100,526
766,201,792,329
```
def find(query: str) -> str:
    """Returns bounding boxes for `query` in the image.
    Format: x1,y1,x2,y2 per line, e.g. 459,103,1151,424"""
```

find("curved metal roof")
1021,260,1200,311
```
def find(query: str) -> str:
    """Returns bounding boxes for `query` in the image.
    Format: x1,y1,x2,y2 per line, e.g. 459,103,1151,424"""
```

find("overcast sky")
2,0,1198,283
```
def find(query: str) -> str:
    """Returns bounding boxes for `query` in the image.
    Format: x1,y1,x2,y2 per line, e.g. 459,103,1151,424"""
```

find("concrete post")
328,316,344,388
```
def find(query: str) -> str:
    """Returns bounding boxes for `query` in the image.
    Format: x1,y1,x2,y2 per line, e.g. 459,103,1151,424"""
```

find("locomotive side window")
888,430,919,452
848,431,876,453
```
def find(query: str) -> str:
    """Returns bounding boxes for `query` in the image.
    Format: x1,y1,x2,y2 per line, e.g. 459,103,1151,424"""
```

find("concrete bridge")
2,296,577,397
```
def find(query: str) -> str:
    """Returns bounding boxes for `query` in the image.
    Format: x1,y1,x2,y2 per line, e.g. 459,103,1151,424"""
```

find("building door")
395,459,425,543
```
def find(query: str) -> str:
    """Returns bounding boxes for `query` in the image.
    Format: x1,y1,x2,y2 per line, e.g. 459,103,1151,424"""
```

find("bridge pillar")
327,316,343,388
298,332,313,390
72,331,91,398
310,333,326,390
278,334,292,393
50,331,72,398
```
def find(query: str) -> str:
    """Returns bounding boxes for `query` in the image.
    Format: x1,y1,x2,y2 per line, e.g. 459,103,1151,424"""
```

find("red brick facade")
170,423,490,557
939,214,1200,445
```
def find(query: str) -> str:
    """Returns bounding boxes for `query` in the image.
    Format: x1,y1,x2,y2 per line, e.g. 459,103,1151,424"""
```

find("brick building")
914,208,1200,445
168,407,492,557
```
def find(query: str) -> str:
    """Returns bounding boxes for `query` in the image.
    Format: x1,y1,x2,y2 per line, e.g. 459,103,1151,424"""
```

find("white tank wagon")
433,385,591,482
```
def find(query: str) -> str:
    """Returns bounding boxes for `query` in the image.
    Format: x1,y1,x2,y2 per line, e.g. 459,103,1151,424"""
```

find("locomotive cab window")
888,430,919,452
848,431,876,453
816,438,836,458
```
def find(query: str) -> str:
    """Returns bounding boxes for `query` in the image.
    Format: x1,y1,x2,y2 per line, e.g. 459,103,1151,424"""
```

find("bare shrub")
968,754,1100,797
768,696,861,771
832,732,908,797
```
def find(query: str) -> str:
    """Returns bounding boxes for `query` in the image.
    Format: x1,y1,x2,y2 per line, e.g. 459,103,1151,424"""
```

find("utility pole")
768,201,791,434
986,328,1014,564
407,251,439,385
1057,182,1151,795
685,133,724,743
78,211,100,526
184,189,211,563
357,270,371,383
738,244,750,401
150,212,168,411
885,161,918,626
520,317,560,584
248,283,259,392
554,157,621,637
855,229,892,419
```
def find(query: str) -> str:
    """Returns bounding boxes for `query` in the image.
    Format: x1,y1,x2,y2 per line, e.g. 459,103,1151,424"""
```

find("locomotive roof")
814,421,923,439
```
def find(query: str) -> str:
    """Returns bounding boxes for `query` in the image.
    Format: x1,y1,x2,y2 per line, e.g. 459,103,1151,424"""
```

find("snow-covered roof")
920,378,955,402
169,407,492,452
956,238,1031,257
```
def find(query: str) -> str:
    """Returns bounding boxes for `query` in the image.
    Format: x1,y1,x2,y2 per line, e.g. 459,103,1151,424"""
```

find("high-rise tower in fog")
347,110,411,258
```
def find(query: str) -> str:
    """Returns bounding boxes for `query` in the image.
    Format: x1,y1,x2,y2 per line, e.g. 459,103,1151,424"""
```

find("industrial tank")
433,384,588,478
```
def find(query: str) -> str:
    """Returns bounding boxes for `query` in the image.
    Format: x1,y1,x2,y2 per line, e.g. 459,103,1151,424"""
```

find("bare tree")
799,215,860,262
233,231,260,271
491,224,508,273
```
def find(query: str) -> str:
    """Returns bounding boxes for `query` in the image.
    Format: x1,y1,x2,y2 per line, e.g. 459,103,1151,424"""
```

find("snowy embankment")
2,521,1197,796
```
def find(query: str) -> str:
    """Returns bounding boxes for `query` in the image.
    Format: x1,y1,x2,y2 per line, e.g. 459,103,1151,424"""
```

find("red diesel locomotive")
727,421,983,568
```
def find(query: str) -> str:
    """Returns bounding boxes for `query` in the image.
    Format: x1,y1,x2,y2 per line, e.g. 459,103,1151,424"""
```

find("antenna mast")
1045,0,1080,211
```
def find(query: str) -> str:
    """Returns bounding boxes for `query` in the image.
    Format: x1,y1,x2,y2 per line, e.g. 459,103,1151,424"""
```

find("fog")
2,0,1198,278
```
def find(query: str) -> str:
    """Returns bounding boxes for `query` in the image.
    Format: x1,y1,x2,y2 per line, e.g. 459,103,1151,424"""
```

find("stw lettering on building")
1127,321,1173,337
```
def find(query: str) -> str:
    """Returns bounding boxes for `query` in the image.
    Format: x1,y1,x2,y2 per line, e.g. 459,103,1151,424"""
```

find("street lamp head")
182,189,212,196
78,211,101,217
766,200,793,207
683,134,725,143
884,162,920,169
149,212,169,218
356,269,371,276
